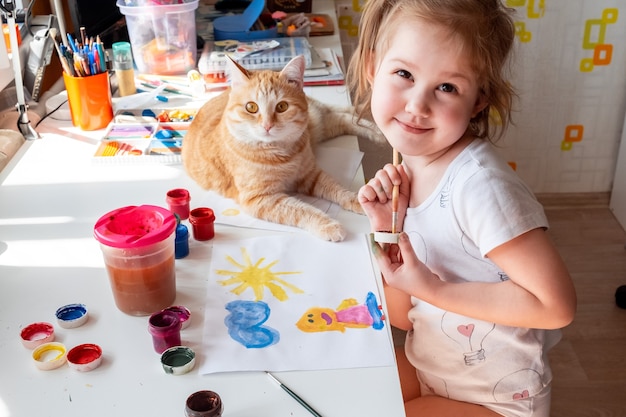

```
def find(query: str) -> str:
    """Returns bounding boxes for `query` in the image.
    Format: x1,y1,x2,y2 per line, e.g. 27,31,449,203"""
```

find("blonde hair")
347,0,516,142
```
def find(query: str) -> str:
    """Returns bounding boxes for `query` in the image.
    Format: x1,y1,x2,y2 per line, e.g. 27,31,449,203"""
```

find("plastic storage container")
117,0,198,75
94,205,177,316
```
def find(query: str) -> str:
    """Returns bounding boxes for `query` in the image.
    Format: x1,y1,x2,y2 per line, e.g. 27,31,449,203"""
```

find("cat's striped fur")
182,56,384,241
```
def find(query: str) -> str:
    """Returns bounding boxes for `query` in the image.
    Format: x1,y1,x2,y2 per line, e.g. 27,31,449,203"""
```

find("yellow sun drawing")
216,247,304,301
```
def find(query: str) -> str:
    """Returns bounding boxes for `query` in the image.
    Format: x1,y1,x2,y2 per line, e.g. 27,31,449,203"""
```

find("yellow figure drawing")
216,247,304,301
297,292,385,333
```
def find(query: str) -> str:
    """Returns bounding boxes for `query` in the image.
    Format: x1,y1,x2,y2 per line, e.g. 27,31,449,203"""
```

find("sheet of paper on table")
199,232,395,374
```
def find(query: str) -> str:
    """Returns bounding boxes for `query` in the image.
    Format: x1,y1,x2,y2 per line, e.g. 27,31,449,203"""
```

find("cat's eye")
276,101,289,113
245,102,259,113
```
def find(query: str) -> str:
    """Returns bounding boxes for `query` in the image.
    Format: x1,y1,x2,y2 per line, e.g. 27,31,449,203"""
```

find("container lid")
112,42,134,71
94,205,176,249
32,342,67,370
20,322,55,349
161,346,195,375
67,343,103,372
56,303,89,329
117,0,198,16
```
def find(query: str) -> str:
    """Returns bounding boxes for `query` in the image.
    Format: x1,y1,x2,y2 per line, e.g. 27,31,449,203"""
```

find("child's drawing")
296,292,385,333
200,234,396,374
216,247,304,301
224,300,279,348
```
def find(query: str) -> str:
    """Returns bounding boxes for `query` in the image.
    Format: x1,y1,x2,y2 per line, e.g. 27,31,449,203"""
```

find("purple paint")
148,310,182,353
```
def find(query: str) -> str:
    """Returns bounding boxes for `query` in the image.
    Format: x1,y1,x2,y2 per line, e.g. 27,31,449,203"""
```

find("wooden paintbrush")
391,148,399,234
49,28,73,76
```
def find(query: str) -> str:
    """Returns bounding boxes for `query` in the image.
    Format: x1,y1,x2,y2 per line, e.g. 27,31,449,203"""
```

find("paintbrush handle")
391,148,400,234
49,29,73,76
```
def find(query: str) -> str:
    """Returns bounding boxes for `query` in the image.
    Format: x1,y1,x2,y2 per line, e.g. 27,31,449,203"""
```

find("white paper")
199,233,395,374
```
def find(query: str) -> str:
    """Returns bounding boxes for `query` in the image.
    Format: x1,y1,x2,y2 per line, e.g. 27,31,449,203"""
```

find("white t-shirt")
403,139,561,407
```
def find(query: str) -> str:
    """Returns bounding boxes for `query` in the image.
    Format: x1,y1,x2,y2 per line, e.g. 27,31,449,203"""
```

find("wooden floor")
541,194,626,417
388,193,626,416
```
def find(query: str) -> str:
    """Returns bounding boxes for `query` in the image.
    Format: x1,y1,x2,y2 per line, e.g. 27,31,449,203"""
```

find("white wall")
337,1,626,195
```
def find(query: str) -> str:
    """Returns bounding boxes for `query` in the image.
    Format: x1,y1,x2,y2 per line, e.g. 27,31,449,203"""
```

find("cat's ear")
226,56,251,87
280,55,306,89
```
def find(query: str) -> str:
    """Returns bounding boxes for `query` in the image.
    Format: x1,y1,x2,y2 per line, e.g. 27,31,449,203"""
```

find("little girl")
348,0,577,416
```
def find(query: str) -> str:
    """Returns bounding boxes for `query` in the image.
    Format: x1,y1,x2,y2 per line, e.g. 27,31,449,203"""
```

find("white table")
0,3,405,417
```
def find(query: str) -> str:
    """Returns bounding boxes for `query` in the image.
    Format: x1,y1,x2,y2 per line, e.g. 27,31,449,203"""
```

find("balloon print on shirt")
459,233,510,282
492,368,543,404
406,231,427,263
441,311,496,366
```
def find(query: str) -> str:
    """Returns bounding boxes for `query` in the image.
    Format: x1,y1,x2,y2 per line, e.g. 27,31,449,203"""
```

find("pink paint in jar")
148,310,182,354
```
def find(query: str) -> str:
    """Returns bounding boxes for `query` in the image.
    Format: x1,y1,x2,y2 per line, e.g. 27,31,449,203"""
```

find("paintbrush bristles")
391,148,399,234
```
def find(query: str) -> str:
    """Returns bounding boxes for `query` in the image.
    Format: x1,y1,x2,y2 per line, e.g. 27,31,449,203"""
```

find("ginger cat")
182,55,384,241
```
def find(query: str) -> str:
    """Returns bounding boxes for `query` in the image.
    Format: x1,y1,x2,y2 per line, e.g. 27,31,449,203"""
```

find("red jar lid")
67,343,103,372
93,205,176,248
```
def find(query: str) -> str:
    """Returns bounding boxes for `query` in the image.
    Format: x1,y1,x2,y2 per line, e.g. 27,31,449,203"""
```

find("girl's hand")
372,232,440,299
358,163,410,232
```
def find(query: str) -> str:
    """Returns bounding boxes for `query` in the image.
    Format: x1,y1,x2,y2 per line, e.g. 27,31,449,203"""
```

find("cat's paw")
341,197,365,214
316,221,347,242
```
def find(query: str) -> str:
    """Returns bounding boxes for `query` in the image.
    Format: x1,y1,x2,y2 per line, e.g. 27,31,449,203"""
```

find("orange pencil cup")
63,72,114,131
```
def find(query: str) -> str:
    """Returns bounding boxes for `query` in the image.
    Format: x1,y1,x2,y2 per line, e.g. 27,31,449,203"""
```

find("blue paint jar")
175,223,190,259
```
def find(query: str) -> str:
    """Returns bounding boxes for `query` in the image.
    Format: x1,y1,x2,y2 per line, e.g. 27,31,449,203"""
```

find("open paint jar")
185,390,223,417
94,205,177,316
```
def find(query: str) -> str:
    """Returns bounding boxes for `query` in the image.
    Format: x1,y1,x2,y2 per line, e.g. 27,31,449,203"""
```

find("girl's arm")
383,282,414,331
375,229,576,330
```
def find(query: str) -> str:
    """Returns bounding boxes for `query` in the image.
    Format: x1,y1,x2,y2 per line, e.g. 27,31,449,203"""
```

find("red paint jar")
166,188,191,220
148,310,182,354
189,207,215,241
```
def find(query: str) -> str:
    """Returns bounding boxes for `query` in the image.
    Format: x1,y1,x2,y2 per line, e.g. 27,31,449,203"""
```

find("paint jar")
94,205,177,316
185,390,223,417
175,222,190,259
148,310,182,354
189,207,215,241
166,188,191,220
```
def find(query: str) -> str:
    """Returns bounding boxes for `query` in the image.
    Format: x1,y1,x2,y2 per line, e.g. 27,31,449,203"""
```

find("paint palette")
93,108,198,164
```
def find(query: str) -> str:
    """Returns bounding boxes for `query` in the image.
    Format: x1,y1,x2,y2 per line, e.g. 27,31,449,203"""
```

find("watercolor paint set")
197,37,313,83
93,107,198,164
